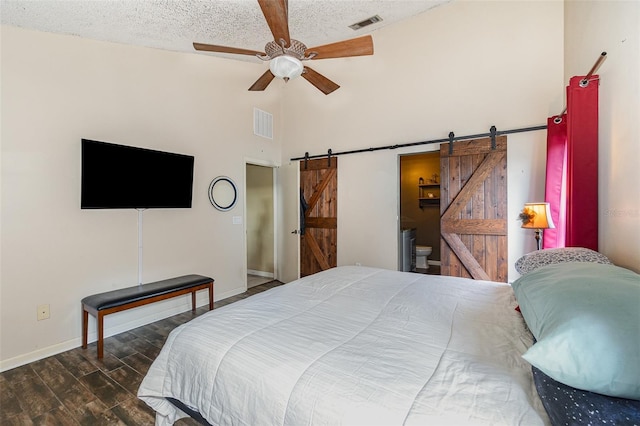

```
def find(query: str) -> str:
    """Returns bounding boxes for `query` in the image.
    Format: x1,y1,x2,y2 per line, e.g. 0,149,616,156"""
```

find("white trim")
0,287,244,373
247,269,274,279
271,165,279,281
296,166,301,280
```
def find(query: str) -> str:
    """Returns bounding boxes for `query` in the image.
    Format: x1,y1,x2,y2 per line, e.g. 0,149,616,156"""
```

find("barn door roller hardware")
490,125,497,150
292,124,546,162
449,125,496,155
448,132,455,155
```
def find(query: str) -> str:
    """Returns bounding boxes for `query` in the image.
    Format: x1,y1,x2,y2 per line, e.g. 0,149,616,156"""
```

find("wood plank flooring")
1,280,284,425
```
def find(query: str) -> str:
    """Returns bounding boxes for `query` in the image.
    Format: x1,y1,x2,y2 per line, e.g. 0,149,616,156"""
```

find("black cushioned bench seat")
82,274,214,358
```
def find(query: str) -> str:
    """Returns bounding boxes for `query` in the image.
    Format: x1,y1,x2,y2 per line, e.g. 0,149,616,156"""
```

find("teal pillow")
512,262,640,400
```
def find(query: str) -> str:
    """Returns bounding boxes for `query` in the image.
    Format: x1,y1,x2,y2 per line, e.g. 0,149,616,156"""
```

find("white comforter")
138,266,549,425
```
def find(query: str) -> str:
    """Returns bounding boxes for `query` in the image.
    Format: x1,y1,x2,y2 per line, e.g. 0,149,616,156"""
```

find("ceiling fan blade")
302,66,340,95
306,35,374,60
249,70,276,91
193,42,265,56
258,0,290,46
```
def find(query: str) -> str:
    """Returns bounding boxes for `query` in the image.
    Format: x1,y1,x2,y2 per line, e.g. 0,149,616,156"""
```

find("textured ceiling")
1,0,450,62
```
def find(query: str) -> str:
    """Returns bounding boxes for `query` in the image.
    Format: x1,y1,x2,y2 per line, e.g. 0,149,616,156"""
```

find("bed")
511,248,640,425
138,265,550,425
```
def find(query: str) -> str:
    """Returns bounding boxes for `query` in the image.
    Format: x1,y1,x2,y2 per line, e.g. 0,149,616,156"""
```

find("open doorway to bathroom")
399,152,441,275
246,162,276,288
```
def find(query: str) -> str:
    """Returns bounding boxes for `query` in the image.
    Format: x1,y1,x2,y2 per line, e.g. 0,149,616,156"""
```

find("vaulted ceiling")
1,0,450,62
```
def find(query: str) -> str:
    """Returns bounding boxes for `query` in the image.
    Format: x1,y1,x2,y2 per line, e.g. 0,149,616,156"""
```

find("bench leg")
82,307,88,349
190,282,214,312
209,282,214,310
97,312,104,359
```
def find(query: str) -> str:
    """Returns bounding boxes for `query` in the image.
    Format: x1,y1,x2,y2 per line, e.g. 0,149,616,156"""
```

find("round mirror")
208,176,238,211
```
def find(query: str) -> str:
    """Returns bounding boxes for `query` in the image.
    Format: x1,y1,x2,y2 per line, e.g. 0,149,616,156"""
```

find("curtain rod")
557,51,607,117
290,124,547,162
292,52,607,162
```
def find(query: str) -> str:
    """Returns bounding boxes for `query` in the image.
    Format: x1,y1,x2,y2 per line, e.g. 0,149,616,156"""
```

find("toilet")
416,245,432,270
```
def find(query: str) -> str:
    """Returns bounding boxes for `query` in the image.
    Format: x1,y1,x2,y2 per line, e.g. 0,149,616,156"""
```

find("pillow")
531,366,640,425
515,247,612,274
512,262,640,400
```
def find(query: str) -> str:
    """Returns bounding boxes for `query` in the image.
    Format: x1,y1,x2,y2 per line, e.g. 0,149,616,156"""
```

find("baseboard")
0,286,246,373
428,260,441,266
247,269,274,279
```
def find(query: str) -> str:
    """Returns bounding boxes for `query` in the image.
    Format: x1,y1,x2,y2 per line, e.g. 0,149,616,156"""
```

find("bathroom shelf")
418,182,440,208
419,197,440,207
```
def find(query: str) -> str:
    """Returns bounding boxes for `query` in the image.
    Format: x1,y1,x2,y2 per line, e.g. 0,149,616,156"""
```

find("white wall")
0,26,281,369
6,0,637,371
279,0,564,282
564,0,640,272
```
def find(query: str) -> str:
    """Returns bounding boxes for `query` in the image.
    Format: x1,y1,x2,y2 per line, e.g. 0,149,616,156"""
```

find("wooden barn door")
300,157,337,277
440,136,508,282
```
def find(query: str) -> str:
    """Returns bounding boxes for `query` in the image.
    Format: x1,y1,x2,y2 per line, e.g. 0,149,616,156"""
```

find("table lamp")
520,202,555,250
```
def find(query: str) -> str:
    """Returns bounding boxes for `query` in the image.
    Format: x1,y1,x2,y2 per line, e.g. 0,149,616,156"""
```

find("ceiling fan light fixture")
269,55,304,82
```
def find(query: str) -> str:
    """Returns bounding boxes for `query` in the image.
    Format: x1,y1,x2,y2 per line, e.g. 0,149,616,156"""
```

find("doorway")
245,162,276,288
399,151,441,274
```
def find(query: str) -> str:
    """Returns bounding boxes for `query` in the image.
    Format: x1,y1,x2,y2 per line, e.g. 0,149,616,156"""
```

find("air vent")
349,15,383,30
253,108,273,139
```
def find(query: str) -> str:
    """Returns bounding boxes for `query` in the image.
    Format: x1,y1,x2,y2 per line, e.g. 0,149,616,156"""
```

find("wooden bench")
82,274,214,359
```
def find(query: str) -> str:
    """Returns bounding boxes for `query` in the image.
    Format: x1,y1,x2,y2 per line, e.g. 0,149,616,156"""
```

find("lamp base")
535,229,542,250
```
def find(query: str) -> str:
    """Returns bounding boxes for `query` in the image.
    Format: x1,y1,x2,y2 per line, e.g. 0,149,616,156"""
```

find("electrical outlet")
37,304,50,321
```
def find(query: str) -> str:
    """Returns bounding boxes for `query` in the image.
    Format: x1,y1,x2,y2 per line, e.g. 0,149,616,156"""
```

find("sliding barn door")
300,157,337,277
440,136,508,282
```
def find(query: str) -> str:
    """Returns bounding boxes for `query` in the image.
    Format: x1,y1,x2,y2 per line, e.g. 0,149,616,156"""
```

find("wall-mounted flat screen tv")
81,139,194,209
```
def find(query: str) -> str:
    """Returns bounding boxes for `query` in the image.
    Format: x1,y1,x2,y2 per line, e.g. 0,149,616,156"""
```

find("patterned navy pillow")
532,366,640,425
515,247,612,275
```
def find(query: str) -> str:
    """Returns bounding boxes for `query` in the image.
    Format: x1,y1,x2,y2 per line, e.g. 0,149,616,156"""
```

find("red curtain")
544,75,599,250
543,115,567,248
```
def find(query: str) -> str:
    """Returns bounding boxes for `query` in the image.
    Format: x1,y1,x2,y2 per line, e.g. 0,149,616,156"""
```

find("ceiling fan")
193,0,374,95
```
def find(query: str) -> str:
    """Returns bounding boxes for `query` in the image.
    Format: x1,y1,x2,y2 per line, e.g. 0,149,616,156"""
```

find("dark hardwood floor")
0,280,284,425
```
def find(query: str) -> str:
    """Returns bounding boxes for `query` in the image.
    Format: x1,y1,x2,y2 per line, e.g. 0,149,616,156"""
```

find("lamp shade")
521,202,555,229
269,55,303,81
